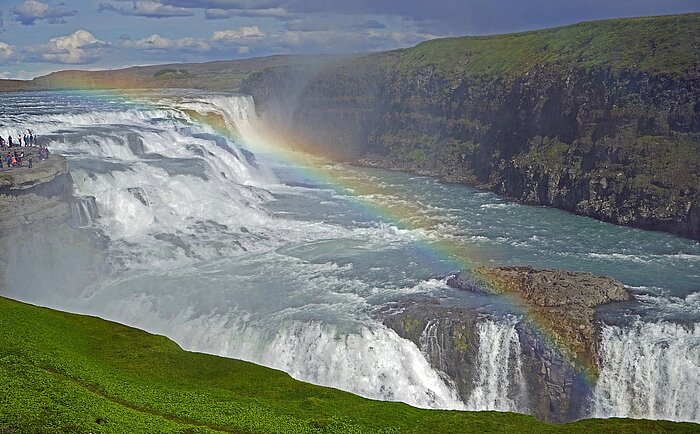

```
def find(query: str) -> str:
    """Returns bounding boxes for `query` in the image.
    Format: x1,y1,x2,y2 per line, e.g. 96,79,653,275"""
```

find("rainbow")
33,81,601,387
216,109,601,386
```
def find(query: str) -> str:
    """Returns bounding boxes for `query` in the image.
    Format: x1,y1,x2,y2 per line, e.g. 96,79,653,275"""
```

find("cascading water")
593,321,700,422
1,90,699,423
0,90,466,411
466,318,527,412
419,320,448,373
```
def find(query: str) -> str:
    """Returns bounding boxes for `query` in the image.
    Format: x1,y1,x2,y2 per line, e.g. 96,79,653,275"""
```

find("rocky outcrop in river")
451,266,631,368
382,266,631,422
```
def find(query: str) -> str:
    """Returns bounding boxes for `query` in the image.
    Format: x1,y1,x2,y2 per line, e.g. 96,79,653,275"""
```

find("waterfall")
419,319,448,373
2,91,467,412
593,321,700,423
7,90,697,423
71,196,100,228
467,318,528,412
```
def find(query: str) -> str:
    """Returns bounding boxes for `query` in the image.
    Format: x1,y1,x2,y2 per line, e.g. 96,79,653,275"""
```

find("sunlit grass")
0,296,697,433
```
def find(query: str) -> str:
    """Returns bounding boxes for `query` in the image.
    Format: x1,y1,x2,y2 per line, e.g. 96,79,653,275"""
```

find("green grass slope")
393,13,700,78
0,296,697,433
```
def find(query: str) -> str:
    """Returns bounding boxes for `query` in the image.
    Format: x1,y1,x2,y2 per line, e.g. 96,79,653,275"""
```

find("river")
1,90,698,422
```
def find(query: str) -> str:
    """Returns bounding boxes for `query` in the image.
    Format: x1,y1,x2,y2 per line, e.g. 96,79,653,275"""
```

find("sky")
0,0,697,79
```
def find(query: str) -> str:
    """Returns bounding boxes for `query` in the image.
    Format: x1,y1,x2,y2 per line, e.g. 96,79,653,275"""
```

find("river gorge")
0,90,698,424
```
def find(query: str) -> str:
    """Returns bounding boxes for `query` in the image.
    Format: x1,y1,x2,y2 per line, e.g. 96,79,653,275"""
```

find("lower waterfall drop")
466,318,528,412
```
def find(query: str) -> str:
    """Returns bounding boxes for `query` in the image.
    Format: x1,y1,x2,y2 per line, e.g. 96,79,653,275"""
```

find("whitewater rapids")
0,90,698,422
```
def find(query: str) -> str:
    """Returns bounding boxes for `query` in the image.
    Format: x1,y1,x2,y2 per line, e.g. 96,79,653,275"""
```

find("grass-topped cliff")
241,13,700,241
0,295,697,433
4,13,697,92
393,13,700,77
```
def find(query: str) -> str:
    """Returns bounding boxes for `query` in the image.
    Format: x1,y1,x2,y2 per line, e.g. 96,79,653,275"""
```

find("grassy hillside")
2,13,698,93
0,296,697,433
394,13,700,78
0,54,348,92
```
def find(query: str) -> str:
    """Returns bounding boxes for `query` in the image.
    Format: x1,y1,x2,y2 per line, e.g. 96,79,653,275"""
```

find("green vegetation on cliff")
395,13,700,77
241,12,700,240
0,296,696,433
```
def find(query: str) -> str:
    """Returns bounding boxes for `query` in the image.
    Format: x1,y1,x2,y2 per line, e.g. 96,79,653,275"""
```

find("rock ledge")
448,265,631,369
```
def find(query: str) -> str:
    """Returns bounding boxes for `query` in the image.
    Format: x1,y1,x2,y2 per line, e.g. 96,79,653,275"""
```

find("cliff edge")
0,151,73,233
242,13,700,240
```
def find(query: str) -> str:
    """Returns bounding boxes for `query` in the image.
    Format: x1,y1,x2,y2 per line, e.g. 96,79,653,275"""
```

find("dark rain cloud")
133,0,700,34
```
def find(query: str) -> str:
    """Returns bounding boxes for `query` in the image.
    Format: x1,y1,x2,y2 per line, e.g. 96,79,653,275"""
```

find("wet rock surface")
381,296,590,422
381,299,480,406
452,266,631,367
0,152,74,232
0,152,107,294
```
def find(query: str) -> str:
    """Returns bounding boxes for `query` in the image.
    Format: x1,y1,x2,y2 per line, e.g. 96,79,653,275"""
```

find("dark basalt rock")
381,299,480,405
243,59,700,241
381,297,591,422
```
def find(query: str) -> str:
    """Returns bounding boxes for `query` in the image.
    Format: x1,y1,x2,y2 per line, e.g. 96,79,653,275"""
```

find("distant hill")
0,54,349,92
3,13,698,92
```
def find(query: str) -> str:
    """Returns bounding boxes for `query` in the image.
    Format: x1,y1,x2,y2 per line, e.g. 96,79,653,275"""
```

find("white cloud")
31,30,108,64
390,31,437,45
204,7,288,20
211,26,265,43
0,42,16,64
11,0,77,25
125,33,210,51
123,26,265,55
99,1,194,18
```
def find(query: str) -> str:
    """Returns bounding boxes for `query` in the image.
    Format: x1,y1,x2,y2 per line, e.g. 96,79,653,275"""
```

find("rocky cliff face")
381,299,591,422
0,153,74,233
242,24,700,240
0,153,104,292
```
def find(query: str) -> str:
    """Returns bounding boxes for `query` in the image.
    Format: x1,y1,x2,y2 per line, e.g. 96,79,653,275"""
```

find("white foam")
593,321,700,423
466,317,528,412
